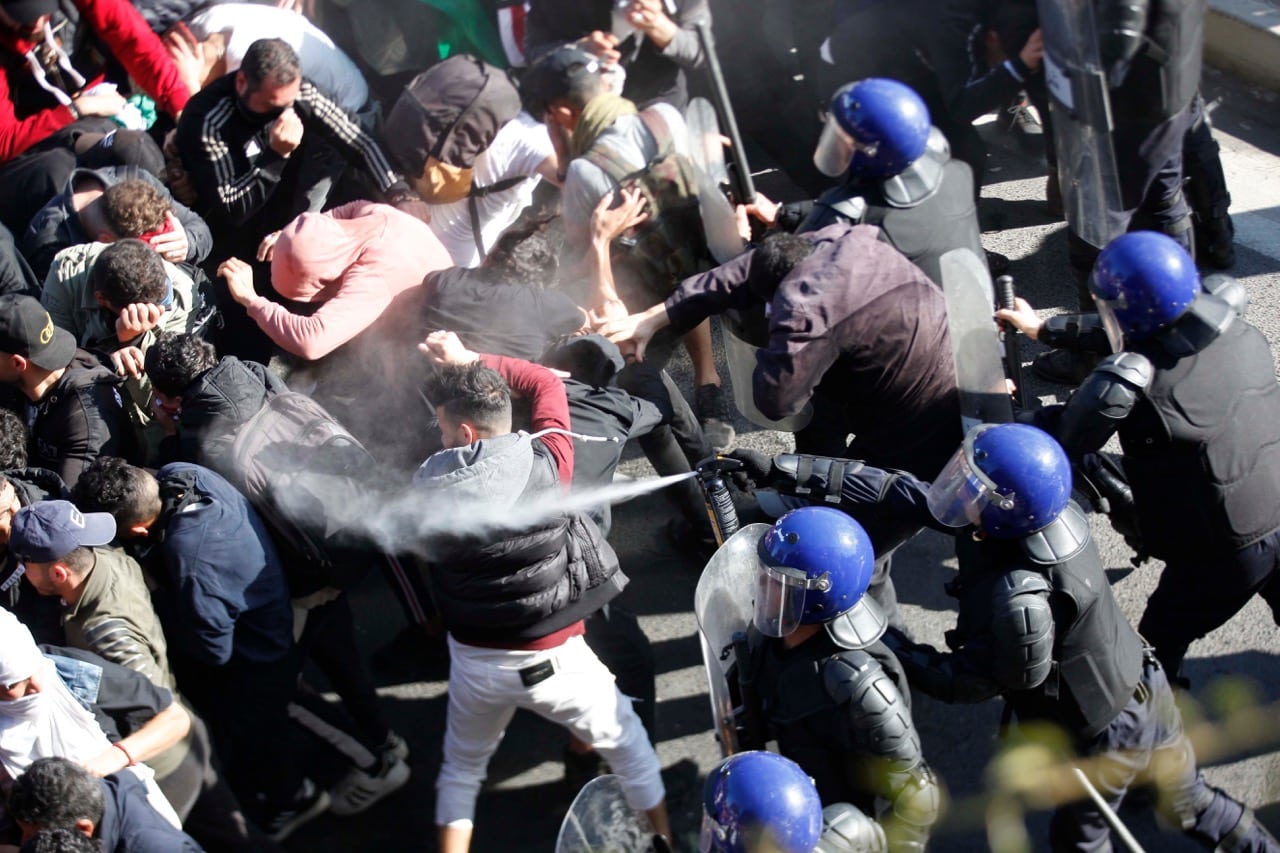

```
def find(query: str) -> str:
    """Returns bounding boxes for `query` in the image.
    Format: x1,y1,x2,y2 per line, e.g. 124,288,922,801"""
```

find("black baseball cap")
1,0,58,25
11,500,117,563
520,45,602,115
0,294,75,371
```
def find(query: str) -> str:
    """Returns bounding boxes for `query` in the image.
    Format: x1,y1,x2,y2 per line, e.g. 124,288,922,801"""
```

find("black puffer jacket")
413,431,626,645
160,356,287,475
31,350,142,488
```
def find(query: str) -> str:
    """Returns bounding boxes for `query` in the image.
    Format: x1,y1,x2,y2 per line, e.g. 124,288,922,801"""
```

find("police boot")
1188,789,1280,853
1184,114,1236,270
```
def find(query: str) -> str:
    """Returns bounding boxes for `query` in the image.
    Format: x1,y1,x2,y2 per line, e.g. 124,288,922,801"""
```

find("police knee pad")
817,802,888,853
888,765,943,831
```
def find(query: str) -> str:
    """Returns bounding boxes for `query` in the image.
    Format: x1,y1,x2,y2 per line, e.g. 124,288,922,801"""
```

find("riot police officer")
998,231,1280,684
701,751,887,853
784,78,986,288
726,507,940,852
731,423,1278,850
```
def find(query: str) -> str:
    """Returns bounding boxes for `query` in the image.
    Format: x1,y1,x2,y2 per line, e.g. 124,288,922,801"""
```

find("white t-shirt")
428,112,554,268
191,4,369,113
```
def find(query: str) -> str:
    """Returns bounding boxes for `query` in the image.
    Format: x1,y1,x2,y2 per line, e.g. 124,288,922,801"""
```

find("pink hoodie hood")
271,206,389,302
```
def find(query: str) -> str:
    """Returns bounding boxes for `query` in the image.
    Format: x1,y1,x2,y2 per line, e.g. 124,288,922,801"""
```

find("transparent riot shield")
685,96,747,264
940,248,1013,431
721,307,814,432
556,775,655,853
694,523,770,756
1037,0,1125,251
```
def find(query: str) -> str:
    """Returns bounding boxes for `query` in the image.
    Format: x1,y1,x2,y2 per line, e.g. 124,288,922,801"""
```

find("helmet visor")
699,811,727,853
813,114,854,177
753,562,810,637
1095,298,1126,353
925,427,1016,528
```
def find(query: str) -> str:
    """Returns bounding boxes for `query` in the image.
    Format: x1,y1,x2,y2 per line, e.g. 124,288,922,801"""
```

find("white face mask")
0,690,44,723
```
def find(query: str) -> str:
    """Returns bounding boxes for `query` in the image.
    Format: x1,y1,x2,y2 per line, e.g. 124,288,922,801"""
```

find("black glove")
726,448,775,491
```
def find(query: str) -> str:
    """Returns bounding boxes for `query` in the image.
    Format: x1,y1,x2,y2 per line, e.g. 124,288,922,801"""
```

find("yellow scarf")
570,93,639,158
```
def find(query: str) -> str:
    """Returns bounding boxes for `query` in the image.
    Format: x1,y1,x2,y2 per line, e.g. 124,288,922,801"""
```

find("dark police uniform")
755,456,1277,850
1035,286,1280,681
734,604,939,852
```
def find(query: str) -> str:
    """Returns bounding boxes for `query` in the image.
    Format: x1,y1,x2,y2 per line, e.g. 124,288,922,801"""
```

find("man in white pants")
411,331,668,853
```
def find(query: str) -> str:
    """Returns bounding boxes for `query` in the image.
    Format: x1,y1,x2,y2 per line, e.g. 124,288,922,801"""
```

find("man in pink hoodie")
220,199,452,361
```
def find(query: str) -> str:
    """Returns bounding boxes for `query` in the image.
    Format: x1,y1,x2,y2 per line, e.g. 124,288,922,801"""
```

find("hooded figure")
0,608,180,828
239,200,451,361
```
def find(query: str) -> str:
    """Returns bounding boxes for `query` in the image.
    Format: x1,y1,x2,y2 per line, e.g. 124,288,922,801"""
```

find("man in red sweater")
413,331,669,853
0,0,189,231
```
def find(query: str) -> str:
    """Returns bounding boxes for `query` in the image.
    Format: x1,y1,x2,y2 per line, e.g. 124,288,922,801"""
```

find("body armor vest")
1123,319,1280,561
952,531,1143,741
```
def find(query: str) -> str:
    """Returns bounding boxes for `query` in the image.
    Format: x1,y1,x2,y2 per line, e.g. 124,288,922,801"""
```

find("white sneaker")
329,756,411,816
381,730,410,763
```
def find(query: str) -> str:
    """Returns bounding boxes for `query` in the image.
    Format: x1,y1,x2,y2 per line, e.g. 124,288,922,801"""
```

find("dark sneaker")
1032,349,1099,386
694,383,736,452
262,778,331,841
1197,211,1236,269
563,746,608,795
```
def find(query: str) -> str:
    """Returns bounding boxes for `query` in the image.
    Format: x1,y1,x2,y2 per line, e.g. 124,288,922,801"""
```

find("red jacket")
0,0,190,162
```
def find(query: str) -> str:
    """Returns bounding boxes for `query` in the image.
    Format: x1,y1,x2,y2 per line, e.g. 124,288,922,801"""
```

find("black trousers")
1139,528,1280,682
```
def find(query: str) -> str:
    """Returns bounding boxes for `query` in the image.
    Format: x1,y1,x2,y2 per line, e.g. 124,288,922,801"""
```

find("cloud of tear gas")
273,470,697,561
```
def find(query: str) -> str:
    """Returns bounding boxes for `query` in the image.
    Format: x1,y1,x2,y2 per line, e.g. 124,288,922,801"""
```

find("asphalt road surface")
287,65,1280,852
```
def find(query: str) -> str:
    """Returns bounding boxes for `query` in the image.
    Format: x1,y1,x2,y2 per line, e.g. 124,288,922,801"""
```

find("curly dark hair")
72,456,161,530
485,216,559,287
89,239,169,309
424,362,511,435
100,179,170,239
20,828,99,853
0,407,29,469
7,757,106,833
144,332,218,397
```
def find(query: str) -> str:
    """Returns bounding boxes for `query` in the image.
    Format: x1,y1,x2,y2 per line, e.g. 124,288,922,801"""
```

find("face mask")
236,96,286,124
0,690,43,723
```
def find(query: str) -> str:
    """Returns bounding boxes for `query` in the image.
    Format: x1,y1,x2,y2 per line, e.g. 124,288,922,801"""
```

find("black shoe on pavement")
694,383,736,452
1032,349,1100,386
261,778,331,842
1046,171,1064,220
1197,212,1237,269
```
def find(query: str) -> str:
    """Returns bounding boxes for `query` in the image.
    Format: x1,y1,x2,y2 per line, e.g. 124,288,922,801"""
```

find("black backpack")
383,54,527,257
227,392,379,593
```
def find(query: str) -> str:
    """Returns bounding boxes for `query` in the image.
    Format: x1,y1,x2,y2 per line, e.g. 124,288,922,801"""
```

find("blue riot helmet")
701,751,824,853
753,506,875,637
813,78,931,179
1090,231,1200,350
927,424,1072,538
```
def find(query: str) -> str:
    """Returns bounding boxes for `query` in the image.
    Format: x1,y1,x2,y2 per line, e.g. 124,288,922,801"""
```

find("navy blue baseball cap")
11,500,116,563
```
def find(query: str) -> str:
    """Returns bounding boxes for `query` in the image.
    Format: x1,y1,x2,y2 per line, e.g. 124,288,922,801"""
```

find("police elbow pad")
991,571,1055,691
1057,352,1152,455
824,651,924,767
